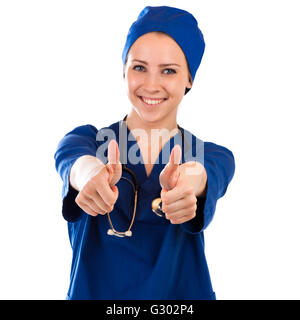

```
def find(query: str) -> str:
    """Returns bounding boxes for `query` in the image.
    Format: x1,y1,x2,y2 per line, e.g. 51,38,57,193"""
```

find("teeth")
141,97,164,105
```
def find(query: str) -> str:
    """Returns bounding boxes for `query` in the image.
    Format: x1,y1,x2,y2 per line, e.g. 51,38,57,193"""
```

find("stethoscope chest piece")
152,198,165,218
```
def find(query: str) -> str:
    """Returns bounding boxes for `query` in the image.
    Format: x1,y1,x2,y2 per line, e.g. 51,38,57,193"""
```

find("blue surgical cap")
122,6,205,94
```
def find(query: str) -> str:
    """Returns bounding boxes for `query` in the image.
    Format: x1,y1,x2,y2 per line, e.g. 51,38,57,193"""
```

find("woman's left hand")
159,145,207,224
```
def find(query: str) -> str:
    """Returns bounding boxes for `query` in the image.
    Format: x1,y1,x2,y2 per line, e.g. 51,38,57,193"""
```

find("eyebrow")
132,59,181,67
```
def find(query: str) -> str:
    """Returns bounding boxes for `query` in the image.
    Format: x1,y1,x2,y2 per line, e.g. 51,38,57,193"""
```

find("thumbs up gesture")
159,145,199,225
75,140,122,217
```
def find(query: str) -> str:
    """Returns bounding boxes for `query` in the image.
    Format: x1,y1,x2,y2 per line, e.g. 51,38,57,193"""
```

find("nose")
142,72,162,93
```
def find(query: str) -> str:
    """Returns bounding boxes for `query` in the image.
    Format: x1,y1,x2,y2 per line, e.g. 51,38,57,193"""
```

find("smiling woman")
123,32,192,132
54,5,235,300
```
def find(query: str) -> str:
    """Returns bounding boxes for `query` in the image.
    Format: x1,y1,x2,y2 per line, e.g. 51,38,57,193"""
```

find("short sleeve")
181,142,235,234
54,124,99,222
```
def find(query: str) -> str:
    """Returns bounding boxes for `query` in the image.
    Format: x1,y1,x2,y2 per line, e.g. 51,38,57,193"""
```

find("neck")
125,109,179,136
124,109,180,164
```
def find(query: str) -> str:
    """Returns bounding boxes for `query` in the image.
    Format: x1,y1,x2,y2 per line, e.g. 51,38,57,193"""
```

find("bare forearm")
70,155,105,192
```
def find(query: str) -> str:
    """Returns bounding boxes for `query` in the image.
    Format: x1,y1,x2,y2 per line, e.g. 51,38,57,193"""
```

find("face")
123,32,192,127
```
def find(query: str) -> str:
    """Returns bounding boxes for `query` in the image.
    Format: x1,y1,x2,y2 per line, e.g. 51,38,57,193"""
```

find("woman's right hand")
74,140,122,216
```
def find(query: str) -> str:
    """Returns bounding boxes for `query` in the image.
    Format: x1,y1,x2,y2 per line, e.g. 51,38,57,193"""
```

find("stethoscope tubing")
106,114,188,237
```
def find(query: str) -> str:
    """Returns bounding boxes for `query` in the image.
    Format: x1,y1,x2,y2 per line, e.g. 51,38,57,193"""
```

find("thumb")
159,144,182,190
106,139,122,186
168,144,181,172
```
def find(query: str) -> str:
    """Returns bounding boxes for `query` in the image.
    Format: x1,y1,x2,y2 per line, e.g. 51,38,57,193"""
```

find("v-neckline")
122,116,182,182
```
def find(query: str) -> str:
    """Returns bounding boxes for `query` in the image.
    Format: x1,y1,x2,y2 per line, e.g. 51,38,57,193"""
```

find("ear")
186,74,193,89
123,58,128,79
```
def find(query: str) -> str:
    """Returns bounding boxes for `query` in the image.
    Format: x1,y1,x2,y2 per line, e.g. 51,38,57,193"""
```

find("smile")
139,96,167,106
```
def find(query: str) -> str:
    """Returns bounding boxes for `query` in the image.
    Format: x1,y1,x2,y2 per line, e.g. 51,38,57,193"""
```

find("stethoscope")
106,115,189,238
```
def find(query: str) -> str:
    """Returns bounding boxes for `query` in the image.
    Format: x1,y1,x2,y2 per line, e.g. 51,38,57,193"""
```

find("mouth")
138,96,168,106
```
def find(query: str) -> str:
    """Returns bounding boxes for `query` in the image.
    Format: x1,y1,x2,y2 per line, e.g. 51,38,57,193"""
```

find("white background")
0,0,299,300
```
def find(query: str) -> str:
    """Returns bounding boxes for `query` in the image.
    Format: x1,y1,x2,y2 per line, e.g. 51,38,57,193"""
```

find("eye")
163,68,176,75
133,65,145,72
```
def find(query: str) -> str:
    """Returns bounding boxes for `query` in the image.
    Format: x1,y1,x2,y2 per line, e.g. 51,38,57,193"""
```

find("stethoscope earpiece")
107,229,133,237
125,230,132,237
107,229,115,236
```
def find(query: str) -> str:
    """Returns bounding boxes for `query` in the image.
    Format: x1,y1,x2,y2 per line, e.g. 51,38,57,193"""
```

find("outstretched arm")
181,142,235,234
54,124,99,221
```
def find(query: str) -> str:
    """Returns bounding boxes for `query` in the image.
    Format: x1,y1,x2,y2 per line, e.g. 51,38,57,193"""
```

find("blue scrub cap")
122,6,205,94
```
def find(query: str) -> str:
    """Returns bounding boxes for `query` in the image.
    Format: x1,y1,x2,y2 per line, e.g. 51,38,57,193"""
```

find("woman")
54,6,235,300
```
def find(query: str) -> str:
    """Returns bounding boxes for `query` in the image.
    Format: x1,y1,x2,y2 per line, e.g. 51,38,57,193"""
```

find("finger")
107,139,119,164
94,181,118,208
86,197,107,215
102,185,119,209
76,190,108,214
168,144,181,172
162,176,193,204
88,188,115,213
172,144,182,165
107,139,122,186
162,196,196,215
160,187,183,207
165,201,197,219
168,212,196,224
160,188,168,202
111,185,119,199
106,140,116,185
76,199,100,217
164,145,181,185
159,145,181,190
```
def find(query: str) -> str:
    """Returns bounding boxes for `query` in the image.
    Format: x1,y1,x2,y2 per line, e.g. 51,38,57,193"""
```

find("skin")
123,31,192,133
75,32,207,225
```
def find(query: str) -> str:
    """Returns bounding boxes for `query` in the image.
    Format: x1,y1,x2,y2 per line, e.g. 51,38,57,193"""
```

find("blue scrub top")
54,118,235,300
